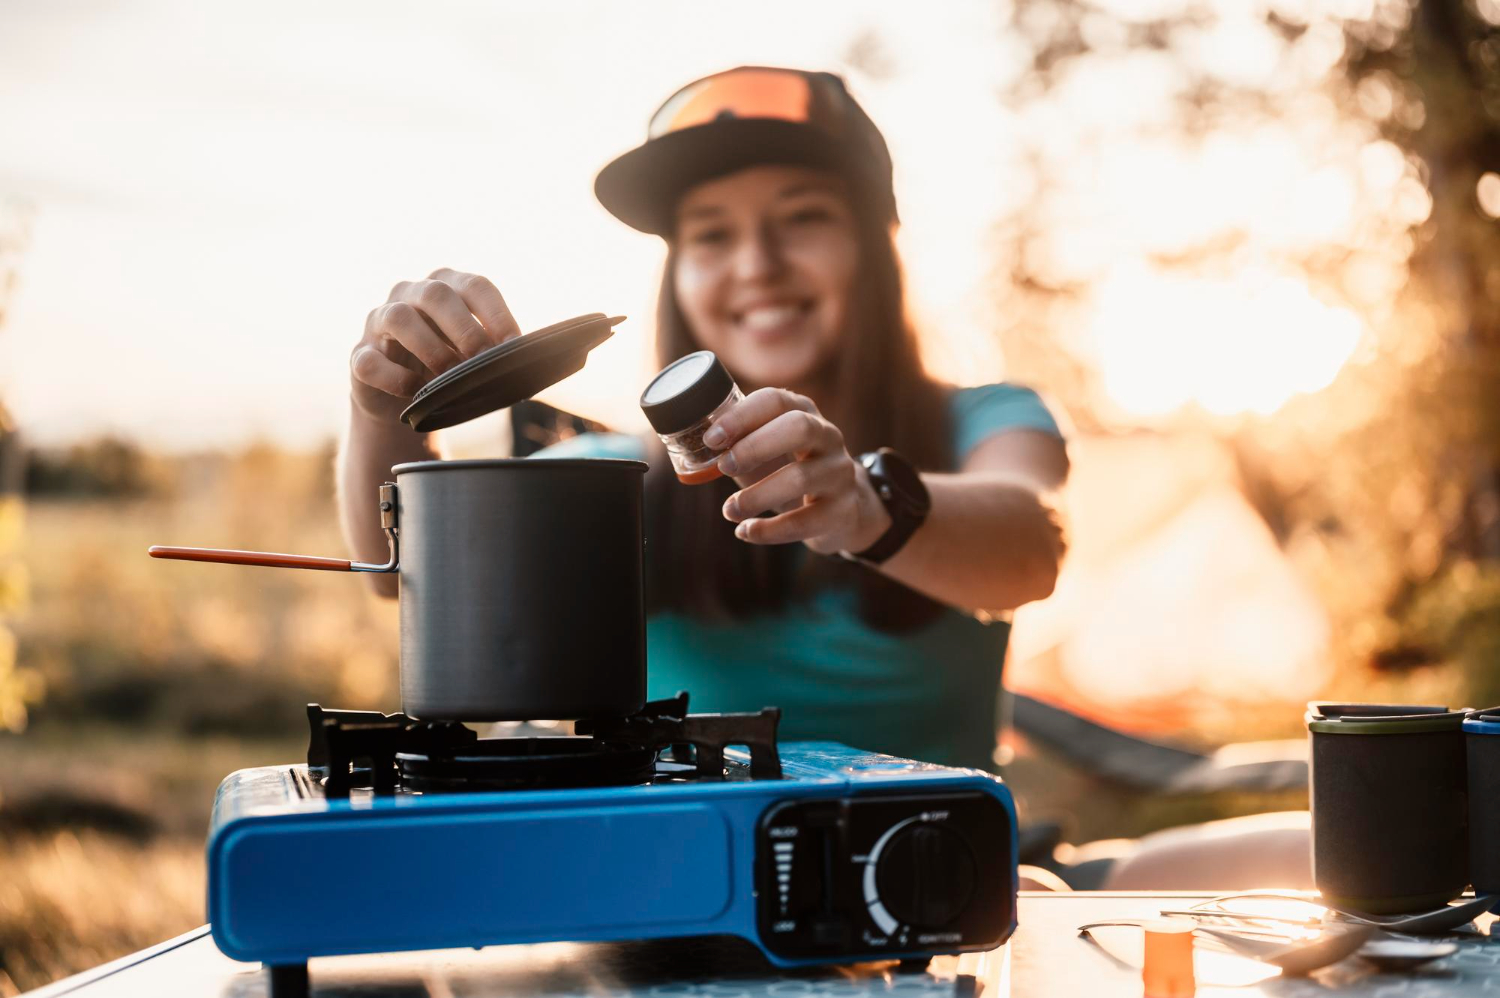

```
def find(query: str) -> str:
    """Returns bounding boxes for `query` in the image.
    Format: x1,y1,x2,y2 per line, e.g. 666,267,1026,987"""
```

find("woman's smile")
730,299,816,341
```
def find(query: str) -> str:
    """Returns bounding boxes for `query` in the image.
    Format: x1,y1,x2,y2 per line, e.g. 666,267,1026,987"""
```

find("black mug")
1307,702,1469,913
1464,708,1500,895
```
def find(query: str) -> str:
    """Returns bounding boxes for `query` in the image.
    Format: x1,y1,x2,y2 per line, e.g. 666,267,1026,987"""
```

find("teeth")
740,305,803,330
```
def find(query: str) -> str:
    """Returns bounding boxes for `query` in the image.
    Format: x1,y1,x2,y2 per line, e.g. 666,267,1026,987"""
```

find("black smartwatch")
846,448,931,565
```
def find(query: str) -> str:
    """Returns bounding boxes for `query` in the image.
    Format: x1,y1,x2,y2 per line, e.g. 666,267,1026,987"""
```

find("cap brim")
595,118,848,235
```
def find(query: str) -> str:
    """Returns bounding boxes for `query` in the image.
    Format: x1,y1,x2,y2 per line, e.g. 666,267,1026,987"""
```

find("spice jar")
640,351,743,485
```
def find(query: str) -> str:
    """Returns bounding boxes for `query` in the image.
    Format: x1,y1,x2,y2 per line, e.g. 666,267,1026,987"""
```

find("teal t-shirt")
535,384,1062,771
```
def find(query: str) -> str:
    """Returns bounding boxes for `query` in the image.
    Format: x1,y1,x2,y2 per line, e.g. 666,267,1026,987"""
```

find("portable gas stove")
207,694,1019,997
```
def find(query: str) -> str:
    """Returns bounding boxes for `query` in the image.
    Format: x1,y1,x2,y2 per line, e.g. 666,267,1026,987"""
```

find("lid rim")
400,314,623,432
392,458,649,474
1305,700,1466,734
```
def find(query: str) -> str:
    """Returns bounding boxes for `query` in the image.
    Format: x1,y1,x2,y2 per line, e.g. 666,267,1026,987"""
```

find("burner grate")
576,693,783,780
397,736,657,793
306,692,781,799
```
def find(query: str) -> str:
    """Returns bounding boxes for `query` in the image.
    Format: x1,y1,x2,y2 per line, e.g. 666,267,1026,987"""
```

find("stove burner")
396,736,657,793
305,693,782,799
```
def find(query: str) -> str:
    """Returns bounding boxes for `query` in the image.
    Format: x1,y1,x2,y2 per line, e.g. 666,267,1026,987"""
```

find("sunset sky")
0,1,1029,449
0,0,1414,452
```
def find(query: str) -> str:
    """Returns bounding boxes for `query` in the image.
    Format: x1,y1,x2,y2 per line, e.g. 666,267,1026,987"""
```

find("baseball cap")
594,66,899,236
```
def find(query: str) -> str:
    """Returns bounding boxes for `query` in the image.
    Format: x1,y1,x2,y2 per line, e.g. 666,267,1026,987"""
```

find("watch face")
869,448,931,514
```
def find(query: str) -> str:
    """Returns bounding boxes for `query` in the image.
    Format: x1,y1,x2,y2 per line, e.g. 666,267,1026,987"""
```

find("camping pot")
150,458,647,721
149,313,648,722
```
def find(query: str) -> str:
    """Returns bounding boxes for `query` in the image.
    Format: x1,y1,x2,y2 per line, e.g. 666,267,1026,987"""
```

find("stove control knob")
874,824,977,929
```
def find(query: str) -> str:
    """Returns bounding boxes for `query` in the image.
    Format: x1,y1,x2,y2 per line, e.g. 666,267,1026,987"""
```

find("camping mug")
1463,708,1500,895
1306,702,1469,913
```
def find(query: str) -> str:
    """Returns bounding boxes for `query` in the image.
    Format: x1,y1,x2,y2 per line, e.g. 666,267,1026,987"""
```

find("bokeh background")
3,0,1499,991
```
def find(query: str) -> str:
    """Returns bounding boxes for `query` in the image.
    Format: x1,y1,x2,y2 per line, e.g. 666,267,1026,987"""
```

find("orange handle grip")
148,546,353,572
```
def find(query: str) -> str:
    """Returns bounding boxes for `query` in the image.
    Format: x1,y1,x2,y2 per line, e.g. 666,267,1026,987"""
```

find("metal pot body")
393,458,647,722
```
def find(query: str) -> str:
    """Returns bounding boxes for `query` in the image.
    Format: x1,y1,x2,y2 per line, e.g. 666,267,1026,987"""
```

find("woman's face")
671,165,859,394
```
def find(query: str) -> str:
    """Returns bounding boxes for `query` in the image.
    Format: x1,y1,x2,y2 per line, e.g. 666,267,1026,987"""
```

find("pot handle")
148,483,400,574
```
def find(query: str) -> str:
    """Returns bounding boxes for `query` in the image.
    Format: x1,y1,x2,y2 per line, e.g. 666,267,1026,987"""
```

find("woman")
338,67,1068,773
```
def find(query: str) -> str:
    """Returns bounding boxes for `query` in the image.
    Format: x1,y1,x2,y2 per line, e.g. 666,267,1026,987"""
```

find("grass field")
1,454,402,993
0,726,303,994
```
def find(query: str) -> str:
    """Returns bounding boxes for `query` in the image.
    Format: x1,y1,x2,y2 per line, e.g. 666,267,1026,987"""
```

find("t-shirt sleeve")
530,431,649,461
950,384,1063,462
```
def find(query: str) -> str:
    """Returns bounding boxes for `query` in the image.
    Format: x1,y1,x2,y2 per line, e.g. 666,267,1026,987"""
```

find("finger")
365,304,442,377
719,409,841,478
427,269,520,346
703,387,818,451
725,453,791,489
397,279,491,358
734,496,847,546
374,301,463,375
378,336,432,378
723,455,851,522
351,344,427,399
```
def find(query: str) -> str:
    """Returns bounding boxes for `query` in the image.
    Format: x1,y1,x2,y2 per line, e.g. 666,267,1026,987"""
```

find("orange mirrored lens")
649,70,813,138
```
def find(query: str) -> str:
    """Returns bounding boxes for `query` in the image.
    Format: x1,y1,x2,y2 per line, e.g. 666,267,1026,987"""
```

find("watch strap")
848,449,928,565
849,509,922,564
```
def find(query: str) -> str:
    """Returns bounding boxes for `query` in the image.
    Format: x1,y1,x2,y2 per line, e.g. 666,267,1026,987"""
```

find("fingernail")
722,494,741,521
703,425,727,449
718,451,738,475
734,522,749,540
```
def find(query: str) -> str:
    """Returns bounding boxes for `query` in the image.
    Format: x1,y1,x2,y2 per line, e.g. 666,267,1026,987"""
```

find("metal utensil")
1078,921,1374,976
1192,924,1375,975
1357,939,1459,970
1193,891,1498,935
1158,907,1322,929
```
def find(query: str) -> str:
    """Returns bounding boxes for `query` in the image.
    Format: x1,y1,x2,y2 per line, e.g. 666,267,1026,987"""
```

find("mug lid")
1464,706,1500,734
1307,701,1466,734
401,313,623,432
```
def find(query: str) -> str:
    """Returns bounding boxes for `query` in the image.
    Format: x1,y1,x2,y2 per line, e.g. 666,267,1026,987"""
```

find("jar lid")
639,350,735,435
401,314,623,432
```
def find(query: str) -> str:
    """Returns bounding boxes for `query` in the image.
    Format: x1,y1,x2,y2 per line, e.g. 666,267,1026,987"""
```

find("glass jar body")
656,385,744,484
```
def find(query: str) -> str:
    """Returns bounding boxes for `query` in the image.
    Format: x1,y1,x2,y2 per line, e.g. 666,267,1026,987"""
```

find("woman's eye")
688,227,730,246
785,207,833,225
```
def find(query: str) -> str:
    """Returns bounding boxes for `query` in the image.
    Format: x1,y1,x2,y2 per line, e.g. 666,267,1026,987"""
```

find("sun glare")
1088,266,1365,419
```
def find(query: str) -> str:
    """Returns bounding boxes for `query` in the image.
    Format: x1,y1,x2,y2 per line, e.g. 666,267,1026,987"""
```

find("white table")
25,893,1500,997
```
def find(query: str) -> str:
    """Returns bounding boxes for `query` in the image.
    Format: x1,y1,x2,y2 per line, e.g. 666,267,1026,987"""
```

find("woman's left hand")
703,388,892,555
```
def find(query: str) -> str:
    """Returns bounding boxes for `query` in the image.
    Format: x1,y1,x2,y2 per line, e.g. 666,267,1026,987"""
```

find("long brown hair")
643,199,953,633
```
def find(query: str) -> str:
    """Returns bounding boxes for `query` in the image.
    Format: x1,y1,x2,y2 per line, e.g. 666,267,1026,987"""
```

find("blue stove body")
207,742,1019,969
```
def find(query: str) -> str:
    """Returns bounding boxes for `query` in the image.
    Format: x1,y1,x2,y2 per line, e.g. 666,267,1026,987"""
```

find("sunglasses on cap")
648,67,855,140
595,66,897,234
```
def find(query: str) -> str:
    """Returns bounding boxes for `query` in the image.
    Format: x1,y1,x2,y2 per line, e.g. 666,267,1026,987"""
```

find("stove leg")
267,962,309,998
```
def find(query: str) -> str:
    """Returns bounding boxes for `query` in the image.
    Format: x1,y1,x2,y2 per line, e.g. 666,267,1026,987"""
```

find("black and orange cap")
595,66,899,236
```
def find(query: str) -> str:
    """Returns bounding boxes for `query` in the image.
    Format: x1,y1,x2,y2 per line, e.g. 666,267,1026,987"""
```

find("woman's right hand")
350,268,522,424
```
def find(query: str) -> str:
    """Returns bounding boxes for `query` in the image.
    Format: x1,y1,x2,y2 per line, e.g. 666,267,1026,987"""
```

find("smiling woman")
338,66,1069,772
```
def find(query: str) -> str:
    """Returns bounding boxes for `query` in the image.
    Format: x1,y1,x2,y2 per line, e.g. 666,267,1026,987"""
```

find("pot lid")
400,313,623,432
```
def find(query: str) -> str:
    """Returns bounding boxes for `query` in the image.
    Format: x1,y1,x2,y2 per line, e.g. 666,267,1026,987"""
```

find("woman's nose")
732,225,786,282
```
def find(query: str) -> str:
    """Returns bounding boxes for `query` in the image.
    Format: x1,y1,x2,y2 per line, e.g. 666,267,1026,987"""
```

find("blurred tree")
1,199,40,731
24,437,167,499
1339,0,1500,703
986,0,1500,702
